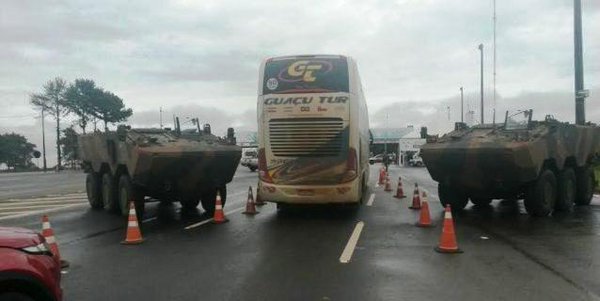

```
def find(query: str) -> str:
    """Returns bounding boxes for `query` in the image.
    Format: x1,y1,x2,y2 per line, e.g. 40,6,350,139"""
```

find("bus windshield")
262,57,349,95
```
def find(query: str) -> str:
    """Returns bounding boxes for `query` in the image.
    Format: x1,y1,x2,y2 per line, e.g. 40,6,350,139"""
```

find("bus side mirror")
369,130,374,146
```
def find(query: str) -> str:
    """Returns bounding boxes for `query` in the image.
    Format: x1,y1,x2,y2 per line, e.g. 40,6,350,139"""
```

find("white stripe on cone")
128,221,138,227
42,222,50,229
444,211,452,219
46,236,56,244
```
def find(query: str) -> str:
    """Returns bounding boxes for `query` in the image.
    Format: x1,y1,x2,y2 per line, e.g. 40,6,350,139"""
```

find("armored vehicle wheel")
200,186,227,215
470,197,492,206
556,168,576,211
524,169,557,217
180,198,200,210
118,174,144,217
575,166,595,206
86,173,103,209
102,173,118,212
438,184,468,210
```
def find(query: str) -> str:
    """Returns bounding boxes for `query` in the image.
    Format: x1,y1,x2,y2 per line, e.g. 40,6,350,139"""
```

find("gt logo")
287,61,323,82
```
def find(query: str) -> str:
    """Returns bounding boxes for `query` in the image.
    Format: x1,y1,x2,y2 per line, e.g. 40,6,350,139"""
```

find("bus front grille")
268,118,346,157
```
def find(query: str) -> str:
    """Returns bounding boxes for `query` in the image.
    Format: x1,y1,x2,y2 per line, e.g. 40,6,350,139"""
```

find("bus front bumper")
257,178,361,204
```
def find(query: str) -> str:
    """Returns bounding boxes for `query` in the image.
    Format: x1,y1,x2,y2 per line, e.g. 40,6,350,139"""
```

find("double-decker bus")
256,55,370,205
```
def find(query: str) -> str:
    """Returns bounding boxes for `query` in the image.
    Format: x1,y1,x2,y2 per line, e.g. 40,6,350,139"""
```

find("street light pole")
460,87,464,123
41,108,47,172
574,0,586,125
478,43,484,124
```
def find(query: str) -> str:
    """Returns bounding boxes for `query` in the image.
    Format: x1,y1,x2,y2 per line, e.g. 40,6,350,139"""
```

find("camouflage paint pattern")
421,121,600,198
78,128,241,201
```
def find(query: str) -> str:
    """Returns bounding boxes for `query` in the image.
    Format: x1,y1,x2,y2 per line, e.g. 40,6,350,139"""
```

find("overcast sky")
1,0,599,166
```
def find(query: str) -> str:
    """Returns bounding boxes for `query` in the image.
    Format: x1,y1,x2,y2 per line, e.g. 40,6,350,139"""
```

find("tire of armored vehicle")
421,114,599,217
79,126,241,217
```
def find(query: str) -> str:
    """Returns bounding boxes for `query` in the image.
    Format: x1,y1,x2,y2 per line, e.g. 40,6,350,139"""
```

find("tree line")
0,133,37,171
29,77,132,170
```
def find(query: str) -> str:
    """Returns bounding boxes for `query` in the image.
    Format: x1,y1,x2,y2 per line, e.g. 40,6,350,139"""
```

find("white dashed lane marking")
339,221,365,264
366,193,376,207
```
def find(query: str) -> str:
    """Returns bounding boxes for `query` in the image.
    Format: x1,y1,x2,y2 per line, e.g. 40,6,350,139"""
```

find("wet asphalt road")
0,170,85,200
1,165,600,301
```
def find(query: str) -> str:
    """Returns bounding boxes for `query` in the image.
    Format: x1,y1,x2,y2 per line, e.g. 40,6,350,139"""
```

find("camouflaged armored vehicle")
421,110,599,216
78,123,241,216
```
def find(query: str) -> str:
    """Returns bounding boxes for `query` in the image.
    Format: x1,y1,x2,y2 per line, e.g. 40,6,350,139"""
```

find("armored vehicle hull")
421,119,599,216
79,128,241,216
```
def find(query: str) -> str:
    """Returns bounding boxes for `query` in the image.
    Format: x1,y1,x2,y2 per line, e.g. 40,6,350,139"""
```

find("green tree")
92,90,133,131
65,79,101,134
0,133,37,170
30,77,69,170
59,126,79,169
63,78,132,132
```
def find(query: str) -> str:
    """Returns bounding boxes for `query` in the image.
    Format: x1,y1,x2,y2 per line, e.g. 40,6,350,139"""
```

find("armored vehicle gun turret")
78,124,242,216
421,110,599,216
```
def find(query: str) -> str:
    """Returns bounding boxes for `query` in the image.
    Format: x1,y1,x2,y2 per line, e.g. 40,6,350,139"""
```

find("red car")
0,227,62,301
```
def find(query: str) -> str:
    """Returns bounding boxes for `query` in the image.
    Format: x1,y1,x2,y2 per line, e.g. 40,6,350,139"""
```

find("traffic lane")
392,166,600,299
0,170,85,200
0,167,258,245
61,194,364,300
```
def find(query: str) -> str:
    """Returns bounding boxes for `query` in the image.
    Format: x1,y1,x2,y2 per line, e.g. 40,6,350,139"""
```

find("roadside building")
370,125,426,165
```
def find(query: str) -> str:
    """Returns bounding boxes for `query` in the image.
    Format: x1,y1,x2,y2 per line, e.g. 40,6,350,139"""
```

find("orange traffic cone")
212,191,228,224
42,215,63,265
378,168,386,186
255,191,266,206
243,186,258,215
122,202,144,245
409,183,421,209
384,176,393,192
435,205,462,253
416,191,434,227
394,177,406,199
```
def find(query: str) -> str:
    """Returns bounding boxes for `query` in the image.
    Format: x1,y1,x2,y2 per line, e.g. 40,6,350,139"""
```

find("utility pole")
159,107,163,129
574,0,587,125
41,108,47,172
460,87,464,123
493,0,497,124
478,43,485,124
384,113,389,155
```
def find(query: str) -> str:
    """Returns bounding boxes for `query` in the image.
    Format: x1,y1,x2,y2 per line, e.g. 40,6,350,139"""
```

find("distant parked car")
369,154,384,165
408,153,424,167
0,227,62,301
240,148,258,172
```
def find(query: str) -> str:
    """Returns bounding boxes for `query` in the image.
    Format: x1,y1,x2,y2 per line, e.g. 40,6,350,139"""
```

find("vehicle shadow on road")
273,204,360,221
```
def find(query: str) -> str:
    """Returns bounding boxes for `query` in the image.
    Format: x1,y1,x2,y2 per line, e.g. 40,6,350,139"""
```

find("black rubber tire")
0,292,35,301
180,198,201,210
102,172,117,212
118,174,144,217
438,184,469,210
200,186,227,215
556,168,576,211
470,197,492,206
86,173,103,209
575,166,595,206
524,169,557,217
369,160,374,165
249,167,257,172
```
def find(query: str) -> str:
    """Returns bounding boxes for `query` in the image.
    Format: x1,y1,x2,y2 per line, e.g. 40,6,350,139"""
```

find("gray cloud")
1,0,599,166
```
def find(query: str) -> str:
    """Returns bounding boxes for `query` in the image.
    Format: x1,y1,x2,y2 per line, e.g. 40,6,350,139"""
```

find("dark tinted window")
262,57,349,94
